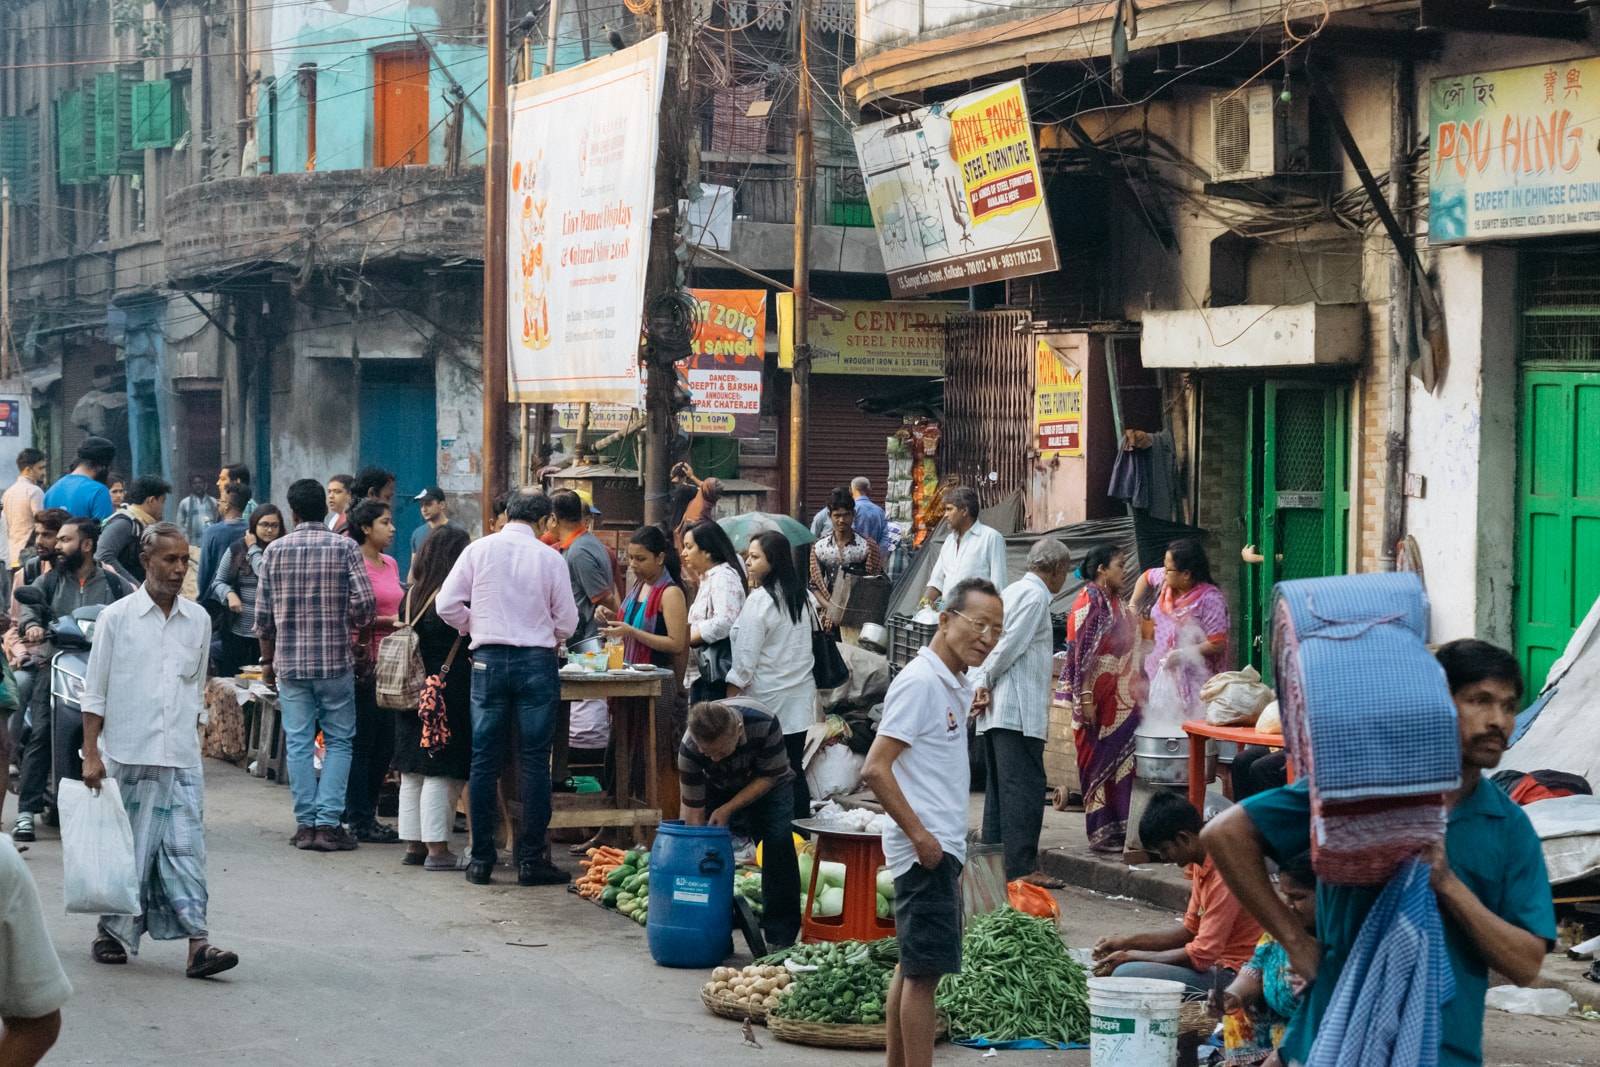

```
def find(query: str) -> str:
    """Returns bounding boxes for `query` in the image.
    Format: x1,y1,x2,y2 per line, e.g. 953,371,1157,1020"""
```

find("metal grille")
1278,511,1325,582
942,310,1034,507
1213,96,1251,176
1274,390,1325,493
1520,248,1600,364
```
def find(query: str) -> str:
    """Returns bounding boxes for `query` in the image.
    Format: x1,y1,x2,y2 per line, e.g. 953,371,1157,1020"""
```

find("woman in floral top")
1220,852,1317,1066
808,487,883,628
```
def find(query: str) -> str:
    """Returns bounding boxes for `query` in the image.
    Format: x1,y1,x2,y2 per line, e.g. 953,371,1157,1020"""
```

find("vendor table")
524,667,673,835
1181,721,1293,811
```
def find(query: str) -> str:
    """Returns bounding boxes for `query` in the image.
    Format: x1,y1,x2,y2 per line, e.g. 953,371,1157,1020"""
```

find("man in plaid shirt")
256,478,376,853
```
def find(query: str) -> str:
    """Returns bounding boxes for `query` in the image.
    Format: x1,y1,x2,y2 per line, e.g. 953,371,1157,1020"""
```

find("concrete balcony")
163,165,484,286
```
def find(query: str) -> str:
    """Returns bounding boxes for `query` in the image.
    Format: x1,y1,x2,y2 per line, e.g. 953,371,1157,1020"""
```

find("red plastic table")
1181,721,1294,811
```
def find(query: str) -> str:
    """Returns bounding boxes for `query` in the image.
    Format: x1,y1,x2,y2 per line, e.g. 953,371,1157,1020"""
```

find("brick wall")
1355,301,1393,572
163,165,485,284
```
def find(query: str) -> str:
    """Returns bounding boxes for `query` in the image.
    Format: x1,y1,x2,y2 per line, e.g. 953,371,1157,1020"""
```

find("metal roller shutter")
801,374,906,520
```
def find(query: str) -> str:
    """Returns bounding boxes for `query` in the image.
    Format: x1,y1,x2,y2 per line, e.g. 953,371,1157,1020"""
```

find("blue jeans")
468,645,559,864
277,673,358,829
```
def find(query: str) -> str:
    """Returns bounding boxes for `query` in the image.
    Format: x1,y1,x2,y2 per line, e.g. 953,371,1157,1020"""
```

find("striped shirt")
970,571,1055,740
211,542,265,638
254,522,376,681
677,698,793,810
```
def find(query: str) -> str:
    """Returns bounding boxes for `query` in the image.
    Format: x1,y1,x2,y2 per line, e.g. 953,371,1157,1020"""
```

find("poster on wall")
1034,339,1082,459
851,79,1058,297
506,34,667,405
680,289,765,436
1430,57,1600,243
777,295,962,375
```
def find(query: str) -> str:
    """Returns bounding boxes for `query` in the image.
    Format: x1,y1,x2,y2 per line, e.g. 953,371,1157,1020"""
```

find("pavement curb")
1040,846,1192,913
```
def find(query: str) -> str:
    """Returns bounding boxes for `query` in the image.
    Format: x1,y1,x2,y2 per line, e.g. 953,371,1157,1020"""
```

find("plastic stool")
800,828,896,943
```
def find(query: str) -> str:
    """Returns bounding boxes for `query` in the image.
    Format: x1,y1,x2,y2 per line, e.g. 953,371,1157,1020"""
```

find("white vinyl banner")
506,34,667,405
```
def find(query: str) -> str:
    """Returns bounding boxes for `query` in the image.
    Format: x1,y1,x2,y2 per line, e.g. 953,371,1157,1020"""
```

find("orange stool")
799,824,896,944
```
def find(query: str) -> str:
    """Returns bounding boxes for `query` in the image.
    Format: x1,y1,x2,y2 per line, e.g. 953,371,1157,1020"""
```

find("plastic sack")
1485,985,1575,1016
805,743,865,801
1201,666,1275,726
1256,700,1282,735
58,778,140,915
1006,879,1061,922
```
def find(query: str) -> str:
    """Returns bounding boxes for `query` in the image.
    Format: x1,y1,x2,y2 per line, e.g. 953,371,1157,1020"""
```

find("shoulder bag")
418,635,464,750
375,588,439,710
809,603,849,691
692,576,734,684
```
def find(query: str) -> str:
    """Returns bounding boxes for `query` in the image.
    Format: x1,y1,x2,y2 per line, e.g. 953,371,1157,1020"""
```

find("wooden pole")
786,0,813,520
481,0,509,522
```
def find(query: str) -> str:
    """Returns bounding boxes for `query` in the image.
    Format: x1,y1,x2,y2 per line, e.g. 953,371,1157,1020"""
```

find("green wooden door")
1241,380,1351,675
1515,369,1600,687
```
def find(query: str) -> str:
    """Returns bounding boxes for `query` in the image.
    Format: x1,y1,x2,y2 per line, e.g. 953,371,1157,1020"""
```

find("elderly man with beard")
10,518,132,842
1203,640,1554,1067
80,522,238,978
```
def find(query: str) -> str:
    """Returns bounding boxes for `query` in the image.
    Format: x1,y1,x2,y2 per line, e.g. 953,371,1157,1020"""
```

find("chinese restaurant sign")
1430,58,1600,243
1034,339,1082,459
777,295,962,376
852,79,1058,297
507,35,666,405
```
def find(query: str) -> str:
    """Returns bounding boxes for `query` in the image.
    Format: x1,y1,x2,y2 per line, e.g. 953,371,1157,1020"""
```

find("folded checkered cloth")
1307,858,1453,1067
1272,573,1459,802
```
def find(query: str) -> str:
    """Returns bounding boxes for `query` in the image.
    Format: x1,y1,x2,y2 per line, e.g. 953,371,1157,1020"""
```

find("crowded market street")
9,762,1596,1066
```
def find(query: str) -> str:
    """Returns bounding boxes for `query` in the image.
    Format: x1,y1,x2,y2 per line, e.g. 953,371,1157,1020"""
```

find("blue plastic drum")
647,821,734,968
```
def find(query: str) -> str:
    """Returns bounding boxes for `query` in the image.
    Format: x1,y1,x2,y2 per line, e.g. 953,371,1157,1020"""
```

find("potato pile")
704,964,793,1013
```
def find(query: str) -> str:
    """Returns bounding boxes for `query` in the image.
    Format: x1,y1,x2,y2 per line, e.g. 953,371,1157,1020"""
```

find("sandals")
424,852,470,872
1020,871,1067,890
186,944,240,979
402,847,427,866
92,935,128,965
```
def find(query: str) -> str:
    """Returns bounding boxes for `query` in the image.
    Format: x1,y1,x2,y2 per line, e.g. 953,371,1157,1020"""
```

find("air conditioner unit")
1209,84,1309,182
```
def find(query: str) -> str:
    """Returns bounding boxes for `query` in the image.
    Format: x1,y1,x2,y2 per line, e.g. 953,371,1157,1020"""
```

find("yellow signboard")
778,294,962,376
948,81,1044,225
1034,338,1082,459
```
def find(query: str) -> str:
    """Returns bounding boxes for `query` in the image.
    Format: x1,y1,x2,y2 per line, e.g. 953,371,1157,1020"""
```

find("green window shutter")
56,90,89,184
93,71,141,176
130,80,173,149
0,116,37,201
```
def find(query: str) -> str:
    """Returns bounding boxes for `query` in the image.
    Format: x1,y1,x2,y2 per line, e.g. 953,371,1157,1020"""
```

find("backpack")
375,588,438,710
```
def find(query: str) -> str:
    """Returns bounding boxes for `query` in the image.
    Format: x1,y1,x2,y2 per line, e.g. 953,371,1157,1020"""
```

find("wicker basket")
1179,999,1215,1037
699,986,768,1024
768,1016,889,1050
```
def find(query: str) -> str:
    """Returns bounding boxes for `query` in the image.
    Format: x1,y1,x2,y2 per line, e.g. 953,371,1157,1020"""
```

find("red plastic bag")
1006,879,1061,921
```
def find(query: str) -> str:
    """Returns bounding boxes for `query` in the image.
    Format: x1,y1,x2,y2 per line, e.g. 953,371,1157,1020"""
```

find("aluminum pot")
1133,734,1217,786
568,636,605,656
858,622,889,654
1213,740,1241,765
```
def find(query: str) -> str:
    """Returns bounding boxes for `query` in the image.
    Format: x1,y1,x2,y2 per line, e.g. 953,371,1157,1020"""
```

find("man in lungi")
80,521,239,979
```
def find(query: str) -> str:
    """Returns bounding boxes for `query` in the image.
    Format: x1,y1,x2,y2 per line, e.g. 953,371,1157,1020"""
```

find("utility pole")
481,0,509,522
786,0,813,520
0,177,10,379
639,0,690,527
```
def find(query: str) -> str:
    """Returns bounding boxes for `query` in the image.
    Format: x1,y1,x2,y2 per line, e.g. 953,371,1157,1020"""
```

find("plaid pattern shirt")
255,522,376,681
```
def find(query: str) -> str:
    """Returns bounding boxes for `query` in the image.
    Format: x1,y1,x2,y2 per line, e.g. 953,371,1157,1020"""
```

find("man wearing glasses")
862,578,1003,1067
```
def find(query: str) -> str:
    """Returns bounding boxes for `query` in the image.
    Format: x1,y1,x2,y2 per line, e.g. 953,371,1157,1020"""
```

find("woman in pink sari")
1062,544,1145,853
1132,538,1231,719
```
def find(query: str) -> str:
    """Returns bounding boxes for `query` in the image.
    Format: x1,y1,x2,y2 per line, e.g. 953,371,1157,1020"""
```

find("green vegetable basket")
769,1016,946,1050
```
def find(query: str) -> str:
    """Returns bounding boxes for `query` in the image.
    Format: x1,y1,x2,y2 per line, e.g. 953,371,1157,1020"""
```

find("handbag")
418,635,464,750
810,605,849,690
375,588,439,710
694,638,733,685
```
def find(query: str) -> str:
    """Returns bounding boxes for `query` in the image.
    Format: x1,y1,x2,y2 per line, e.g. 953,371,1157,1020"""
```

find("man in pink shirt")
2,449,47,572
1092,792,1262,992
437,489,577,887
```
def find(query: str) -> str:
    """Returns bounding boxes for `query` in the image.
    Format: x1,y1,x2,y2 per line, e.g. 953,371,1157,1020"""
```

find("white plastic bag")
1201,666,1275,727
806,743,865,801
1485,985,1575,1016
1256,700,1282,735
58,777,140,915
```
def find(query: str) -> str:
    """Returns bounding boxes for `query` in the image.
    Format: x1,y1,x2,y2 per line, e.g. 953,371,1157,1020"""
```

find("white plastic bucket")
1087,976,1184,1067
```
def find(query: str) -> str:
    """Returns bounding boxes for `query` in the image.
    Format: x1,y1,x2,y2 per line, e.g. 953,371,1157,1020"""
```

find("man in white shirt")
922,486,1007,608
438,489,577,888
862,577,1002,1067
970,537,1071,886
80,522,239,979
0,834,71,1065
1,448,46,571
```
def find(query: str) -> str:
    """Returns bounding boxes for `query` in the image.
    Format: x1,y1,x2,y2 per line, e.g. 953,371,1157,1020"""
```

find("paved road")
12,761,1600,1065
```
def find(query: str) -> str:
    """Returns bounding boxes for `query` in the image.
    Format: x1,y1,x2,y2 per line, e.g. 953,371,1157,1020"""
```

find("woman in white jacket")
727,530,816,821
682,520,747,704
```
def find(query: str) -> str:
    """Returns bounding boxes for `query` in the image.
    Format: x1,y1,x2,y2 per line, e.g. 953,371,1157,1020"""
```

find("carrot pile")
574,846,628,900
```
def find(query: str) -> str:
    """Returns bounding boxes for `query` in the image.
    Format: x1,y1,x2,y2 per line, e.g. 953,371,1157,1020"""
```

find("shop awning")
1141,303,1365,370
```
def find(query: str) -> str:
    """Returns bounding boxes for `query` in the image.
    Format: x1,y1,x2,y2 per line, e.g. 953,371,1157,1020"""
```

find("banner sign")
680,289,765,437
852,79,1058,297
553,289,765,438
1430,58,1600,243
778,295,961,376
507,34,667,404
1034,339,1082,459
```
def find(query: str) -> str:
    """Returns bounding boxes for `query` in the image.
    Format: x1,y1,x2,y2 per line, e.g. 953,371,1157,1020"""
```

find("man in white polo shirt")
862,577,1003,1067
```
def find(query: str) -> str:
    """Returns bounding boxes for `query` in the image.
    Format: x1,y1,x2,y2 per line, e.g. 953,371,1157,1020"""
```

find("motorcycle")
12,585,103,817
